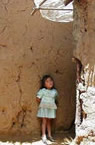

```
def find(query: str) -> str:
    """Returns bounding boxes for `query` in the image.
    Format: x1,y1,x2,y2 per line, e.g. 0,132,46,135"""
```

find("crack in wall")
1,0,10,12
16,65,22,108
0,44,7,48
14,65,27,128
0,26,7,35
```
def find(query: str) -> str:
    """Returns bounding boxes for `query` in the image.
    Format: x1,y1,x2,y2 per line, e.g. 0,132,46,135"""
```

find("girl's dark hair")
40,75,55,89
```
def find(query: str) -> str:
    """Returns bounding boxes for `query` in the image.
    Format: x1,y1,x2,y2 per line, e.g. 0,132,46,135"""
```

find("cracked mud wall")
0,0,75,137
71,0,95,144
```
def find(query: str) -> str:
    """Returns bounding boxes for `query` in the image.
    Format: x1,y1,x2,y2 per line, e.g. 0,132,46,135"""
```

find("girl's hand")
36,97,41,103
55,100,59,107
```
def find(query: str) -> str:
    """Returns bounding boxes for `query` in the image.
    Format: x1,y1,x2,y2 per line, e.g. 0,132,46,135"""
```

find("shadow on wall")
0,0,76,140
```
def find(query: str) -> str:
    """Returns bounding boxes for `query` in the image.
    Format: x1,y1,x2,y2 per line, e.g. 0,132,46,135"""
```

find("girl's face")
45,77,54,89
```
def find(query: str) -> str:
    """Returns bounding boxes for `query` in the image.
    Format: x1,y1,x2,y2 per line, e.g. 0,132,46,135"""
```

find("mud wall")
72,0,95,144
0,0,75,138
73,0,95,66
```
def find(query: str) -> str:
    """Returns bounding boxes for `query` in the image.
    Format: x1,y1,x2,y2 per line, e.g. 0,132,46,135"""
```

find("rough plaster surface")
0,0,75,138
71,0,95,144
73,0,95,66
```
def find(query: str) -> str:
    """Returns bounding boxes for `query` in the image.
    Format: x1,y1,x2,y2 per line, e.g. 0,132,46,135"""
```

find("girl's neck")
45,87,52,90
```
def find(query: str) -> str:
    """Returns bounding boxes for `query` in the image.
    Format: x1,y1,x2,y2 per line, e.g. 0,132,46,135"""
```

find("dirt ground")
31,130,75,145
0,128,75,145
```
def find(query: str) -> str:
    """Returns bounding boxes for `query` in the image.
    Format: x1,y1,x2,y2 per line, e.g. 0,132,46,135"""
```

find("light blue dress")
36,88,58,119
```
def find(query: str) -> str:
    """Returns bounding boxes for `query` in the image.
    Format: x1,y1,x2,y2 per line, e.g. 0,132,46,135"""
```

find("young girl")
36,75,58,144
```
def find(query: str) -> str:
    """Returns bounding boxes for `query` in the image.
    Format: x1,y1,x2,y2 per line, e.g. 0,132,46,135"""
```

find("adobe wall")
71,1,95,144
0,0,75,138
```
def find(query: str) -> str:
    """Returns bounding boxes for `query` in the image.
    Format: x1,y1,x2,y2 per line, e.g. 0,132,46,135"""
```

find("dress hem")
37,116,56,119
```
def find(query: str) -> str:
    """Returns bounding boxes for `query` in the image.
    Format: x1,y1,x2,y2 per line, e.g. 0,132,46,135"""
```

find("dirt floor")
0,128,75,145
31,131,75,145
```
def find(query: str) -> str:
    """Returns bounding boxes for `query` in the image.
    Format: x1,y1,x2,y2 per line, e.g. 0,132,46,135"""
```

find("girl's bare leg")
47,119,55,142
47,119,52,137
42,118,47,136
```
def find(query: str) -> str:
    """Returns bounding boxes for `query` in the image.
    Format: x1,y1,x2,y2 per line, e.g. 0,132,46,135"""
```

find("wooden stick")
39,0,47,6
31,0,47,15
40,7,73,11
64,0,73,6
31,6,73,15
31,8,38,15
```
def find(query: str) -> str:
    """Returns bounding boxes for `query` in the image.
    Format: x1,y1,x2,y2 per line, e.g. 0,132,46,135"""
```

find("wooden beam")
64,0,73,6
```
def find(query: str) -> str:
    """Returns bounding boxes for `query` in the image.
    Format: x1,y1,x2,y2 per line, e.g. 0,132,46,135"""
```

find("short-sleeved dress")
36,88,58,119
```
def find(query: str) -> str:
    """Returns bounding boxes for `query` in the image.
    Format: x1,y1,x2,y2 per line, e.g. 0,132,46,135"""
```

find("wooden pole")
64,0,73,6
